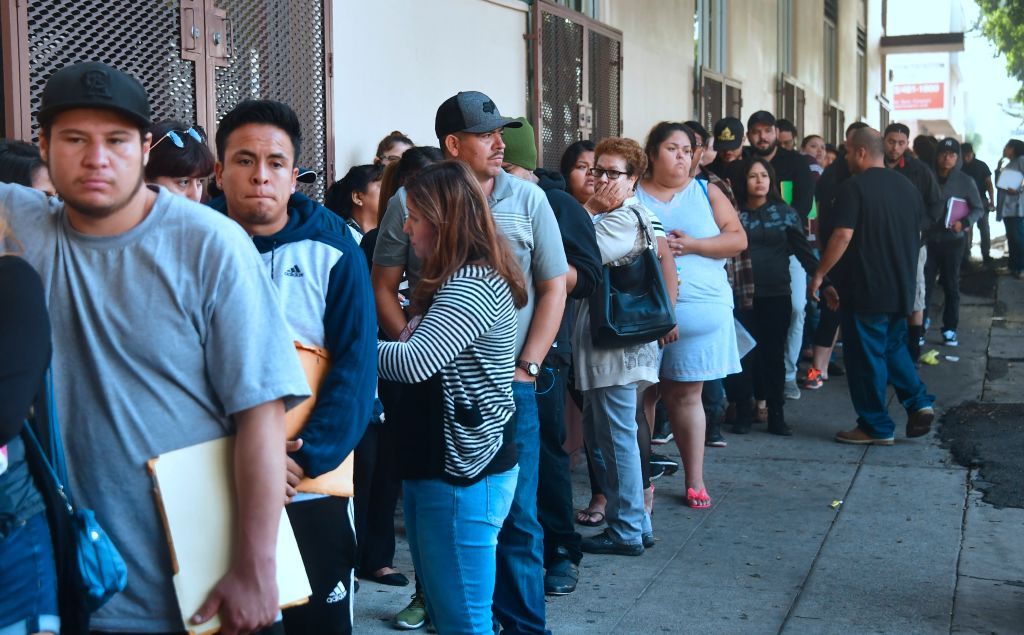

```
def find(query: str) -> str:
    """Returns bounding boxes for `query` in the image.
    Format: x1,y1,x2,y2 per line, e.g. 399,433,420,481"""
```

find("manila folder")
148,436,311,634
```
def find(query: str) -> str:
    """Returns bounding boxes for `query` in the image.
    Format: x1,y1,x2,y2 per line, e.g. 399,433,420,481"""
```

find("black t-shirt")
962,158,992,205
831,168,921,314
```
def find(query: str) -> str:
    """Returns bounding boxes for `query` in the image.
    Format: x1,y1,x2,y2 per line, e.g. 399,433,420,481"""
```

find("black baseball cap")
296,167,317,184
435,91,522,141
937,137,961,156
747,110,776,130
713,117,744,151
38,61,151,128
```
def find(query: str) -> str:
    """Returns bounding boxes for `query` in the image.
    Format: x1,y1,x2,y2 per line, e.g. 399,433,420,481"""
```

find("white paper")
150,436,311,634
996,168,1024,191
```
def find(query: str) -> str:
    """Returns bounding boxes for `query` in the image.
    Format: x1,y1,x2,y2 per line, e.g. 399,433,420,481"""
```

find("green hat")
501,117,537,171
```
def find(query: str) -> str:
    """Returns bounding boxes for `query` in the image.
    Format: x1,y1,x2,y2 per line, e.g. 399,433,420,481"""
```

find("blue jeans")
581,382,651,545
0,512,60,633
785,255,808,383
493,381,549,634
839,310,934,438
1004,217,1024,273
404,468,518,635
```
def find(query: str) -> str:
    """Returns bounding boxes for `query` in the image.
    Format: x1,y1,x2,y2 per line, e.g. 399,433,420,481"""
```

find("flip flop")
686,487,712,509
574,509,606,527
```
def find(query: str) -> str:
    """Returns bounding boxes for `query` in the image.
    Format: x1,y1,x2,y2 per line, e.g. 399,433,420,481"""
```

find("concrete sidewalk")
355,270,1024,634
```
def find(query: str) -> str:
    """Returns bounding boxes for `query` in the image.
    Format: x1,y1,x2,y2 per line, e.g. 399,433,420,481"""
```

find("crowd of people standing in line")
2,60,1022,635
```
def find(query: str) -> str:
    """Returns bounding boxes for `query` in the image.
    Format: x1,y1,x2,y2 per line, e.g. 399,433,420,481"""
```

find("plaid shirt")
702,170,755,310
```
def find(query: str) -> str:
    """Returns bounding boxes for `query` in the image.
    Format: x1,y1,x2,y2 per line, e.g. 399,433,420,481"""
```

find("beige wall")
724,0,777,125
330,0,528,175
602,0,695,142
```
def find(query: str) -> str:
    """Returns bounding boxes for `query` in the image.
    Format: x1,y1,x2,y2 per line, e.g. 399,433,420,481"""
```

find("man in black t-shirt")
961,143,996,263
809,128,935,444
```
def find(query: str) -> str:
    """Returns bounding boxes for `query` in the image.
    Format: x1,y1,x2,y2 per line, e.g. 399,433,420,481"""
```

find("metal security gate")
1,0,332,197
530,0,622,171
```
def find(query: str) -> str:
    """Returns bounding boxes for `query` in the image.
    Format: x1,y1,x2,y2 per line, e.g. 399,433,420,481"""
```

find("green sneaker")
393,592,428,630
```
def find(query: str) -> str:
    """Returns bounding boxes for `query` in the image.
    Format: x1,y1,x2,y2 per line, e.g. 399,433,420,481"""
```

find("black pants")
726,296,791,407
283,496,355,635
536,355,583,566
813,303,841,348
353,422,401,575
924,237,964,332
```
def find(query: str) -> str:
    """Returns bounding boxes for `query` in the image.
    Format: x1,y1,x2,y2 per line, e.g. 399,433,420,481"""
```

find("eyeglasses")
151,127,204,151
588,167,631,180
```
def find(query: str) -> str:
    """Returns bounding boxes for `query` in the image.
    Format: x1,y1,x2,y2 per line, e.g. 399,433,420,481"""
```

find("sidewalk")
355,267,1024,634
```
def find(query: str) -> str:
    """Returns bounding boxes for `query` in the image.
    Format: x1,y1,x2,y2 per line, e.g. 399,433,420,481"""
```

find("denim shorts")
0,512,60,634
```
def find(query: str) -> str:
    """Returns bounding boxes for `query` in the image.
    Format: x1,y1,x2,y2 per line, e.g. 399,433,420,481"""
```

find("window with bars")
825,101,845,146
3,0,331,197
857,27,867,120
778,75,806,136
530,1,622,170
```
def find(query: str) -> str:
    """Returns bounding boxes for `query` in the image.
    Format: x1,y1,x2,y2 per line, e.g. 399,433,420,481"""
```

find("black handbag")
589,206,676,348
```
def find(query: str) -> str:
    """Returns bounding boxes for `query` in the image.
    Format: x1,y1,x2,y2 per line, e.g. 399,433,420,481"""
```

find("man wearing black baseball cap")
706,116,745,188
372,91,567,634
2,61,309,633
923,137,985,347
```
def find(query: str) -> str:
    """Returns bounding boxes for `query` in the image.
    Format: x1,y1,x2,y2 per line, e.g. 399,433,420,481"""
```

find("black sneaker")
544,557,579,596
706,421,727,447
648,462,667,481
642,532,655,548
651,403,673,444
649,453,678,476
581,529,644,556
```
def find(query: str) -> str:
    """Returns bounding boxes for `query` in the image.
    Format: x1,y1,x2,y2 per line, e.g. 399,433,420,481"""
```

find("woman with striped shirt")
377,161,527,633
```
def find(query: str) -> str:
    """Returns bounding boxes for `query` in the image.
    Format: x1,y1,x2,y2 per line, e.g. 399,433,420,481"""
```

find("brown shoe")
906,407,935,438
834,427,894,445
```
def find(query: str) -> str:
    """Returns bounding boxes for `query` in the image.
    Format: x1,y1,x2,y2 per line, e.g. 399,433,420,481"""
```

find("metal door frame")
530,0,622,167
0,0,334,182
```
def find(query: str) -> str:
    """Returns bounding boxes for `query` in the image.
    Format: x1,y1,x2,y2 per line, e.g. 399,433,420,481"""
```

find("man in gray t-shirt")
0,62,309,634
372,91,567,634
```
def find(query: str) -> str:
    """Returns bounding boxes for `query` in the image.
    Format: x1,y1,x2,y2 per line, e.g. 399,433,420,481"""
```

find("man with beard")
372,91,567,634
0,62,309,633
884,122,942,361
746,110,815,400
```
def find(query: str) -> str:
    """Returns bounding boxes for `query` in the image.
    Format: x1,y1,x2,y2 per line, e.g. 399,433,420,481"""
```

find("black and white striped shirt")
378,265,518,480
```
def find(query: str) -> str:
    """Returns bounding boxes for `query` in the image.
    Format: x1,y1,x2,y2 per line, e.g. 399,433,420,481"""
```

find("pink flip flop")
686,487,712,509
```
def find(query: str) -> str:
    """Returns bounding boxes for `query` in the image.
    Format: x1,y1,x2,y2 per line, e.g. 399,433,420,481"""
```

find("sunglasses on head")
151,127,204,151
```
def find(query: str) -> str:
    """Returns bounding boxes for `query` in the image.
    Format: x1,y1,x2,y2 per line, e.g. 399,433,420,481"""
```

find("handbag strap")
22,368,75,514
626,206,656,251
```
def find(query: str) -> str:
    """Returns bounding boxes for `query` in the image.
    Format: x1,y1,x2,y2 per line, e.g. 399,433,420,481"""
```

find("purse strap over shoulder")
625,205,655,250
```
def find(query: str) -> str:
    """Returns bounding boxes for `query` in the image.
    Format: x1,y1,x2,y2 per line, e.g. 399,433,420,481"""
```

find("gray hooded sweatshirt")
930,144,984,243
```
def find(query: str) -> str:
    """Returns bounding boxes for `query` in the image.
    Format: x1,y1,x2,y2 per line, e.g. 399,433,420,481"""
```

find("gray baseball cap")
434,91,522,140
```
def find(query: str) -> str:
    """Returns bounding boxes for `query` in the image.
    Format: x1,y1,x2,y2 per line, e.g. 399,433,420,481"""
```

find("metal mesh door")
25,0,198,142
588,30,620,145
539,10,583,171
214,0,327,199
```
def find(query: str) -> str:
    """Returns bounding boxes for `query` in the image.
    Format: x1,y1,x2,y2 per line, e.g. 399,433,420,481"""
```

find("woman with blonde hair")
377,160,526,633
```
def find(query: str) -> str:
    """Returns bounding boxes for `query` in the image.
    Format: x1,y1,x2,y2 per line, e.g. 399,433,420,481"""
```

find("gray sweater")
930,166,984,243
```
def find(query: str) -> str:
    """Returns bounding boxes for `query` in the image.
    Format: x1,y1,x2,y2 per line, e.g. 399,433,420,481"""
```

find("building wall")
724,0,777,127
601,0,696,141
330,0,528,174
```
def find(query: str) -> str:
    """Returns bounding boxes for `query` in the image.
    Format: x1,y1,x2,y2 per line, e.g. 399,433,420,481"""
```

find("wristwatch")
516,359,541,377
